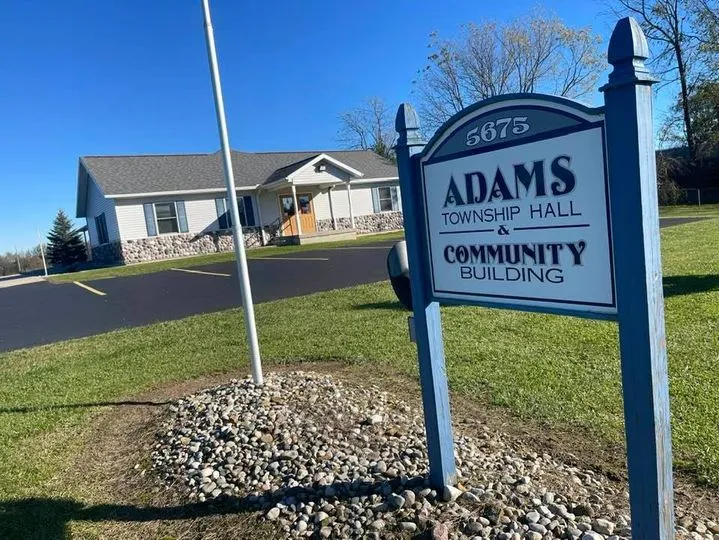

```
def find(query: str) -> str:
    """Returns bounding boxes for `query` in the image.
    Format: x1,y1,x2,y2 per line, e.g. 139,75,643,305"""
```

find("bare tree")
337,97,396,161
691,0,719,75
612,0,701,161
692,0,719,47
415,12,603,131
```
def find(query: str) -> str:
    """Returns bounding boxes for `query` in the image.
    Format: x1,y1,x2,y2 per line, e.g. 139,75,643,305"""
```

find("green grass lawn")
659,203,719,217
48,230,405,283
1,219,717,511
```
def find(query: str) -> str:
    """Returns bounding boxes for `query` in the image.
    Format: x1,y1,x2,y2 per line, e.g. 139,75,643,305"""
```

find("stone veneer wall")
91,242,124,265
92,226,279,265
316,211,404,234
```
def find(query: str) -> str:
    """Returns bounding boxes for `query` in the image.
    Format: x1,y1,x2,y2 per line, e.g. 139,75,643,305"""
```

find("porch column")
346,181,355,229
291,183,303,235
255,192,266,246
328,186,337,230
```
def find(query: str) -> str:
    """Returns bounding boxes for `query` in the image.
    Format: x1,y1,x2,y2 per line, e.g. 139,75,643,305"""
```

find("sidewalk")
0,275,46,289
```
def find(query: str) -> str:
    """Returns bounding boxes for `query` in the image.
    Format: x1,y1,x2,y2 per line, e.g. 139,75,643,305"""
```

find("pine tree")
46,210,87,266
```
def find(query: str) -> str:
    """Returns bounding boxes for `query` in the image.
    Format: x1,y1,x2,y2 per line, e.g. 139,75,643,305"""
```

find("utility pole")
38,230,48,278
202,0,263,385
14,246,22,274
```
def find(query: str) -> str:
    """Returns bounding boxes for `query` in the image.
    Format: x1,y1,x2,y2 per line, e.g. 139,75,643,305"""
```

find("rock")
442,485,462,502
319,526,332,538
525,511,541,524
368,519,385,531
373,460,387,474
526,532,542,540
296,520,308,533
431,522,450,540
314,511,330,524
593,518,615,536
459,491,481,504
265,507,280,520
402,489,416,507
573,504,595,517
201,482,217,494
581,533,605,540
465,521,484,534
387,493,405,510
400,521,418,532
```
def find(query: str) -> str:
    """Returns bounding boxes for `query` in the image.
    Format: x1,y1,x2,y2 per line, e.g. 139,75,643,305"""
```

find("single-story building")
75,149,402,264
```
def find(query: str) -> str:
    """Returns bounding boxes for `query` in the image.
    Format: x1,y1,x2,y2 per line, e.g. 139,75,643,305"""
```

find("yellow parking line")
73,281,106,296
170,268,231,277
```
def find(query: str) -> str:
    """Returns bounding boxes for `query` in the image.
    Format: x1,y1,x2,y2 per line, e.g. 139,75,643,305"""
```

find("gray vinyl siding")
86,177,120,247
115,192,261,240
292,163,350,185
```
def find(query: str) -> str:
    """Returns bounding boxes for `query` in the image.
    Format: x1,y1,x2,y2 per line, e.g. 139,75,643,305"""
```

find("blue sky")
0,0,667,252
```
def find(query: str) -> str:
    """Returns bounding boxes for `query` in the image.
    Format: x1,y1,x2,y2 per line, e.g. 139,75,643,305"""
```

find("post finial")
608,17,649,65
395,103,424,147
601,17,656,91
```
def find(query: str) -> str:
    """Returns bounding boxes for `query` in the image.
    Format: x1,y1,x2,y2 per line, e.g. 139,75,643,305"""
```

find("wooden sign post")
395,16,674,538
601,18,674,539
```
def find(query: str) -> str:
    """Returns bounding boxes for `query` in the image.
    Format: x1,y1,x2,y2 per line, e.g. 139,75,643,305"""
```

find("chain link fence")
677,187,719,205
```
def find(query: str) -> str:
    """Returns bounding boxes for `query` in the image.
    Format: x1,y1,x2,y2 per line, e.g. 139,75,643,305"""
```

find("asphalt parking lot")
0,242,396,352
0,217,707,353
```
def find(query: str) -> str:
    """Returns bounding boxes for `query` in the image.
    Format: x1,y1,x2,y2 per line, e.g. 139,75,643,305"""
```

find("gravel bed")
151,372,718,539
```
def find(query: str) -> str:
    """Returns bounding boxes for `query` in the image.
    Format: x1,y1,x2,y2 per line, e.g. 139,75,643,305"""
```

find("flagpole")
202,0,263,385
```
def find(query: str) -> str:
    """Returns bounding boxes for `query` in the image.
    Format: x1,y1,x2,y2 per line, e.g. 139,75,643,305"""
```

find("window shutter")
94,216,100,244
215,198,226,229
390,187,400,212
371,187,380,213
143,203,157,237
225,198,232,228
176,201,188,233
395,186,403,212
243,196,256,226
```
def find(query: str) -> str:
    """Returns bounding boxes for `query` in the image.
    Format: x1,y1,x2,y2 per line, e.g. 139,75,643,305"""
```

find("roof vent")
316,163,327,172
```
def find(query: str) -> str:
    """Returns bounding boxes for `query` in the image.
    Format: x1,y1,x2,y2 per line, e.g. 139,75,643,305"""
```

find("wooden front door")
279,193,316,236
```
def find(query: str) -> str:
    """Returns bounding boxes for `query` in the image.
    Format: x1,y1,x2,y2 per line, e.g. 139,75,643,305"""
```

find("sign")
420,100,615,316
394,17,674,540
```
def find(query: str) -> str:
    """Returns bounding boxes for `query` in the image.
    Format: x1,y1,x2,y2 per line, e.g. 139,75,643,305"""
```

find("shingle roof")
81,150,398,196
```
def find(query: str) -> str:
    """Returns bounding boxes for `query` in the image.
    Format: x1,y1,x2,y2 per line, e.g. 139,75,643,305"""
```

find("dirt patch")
55,362,719,538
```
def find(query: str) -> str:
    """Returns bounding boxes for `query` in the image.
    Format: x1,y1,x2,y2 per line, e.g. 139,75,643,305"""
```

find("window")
154,202,179,234
373,186,401,213
238,196,256,226
215,196,256,229
94,213,109,244
143,201,187,236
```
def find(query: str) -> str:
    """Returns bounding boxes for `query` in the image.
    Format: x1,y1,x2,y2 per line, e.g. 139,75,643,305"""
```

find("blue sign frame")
394,17,674,540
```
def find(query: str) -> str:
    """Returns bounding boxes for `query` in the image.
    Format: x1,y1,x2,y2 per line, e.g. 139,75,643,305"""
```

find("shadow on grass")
0,400,170,414
0,476,427,540
354,300,405,311
664,274,719,298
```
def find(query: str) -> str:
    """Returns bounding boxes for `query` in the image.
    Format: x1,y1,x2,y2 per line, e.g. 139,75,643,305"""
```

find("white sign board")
420,103,616,316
